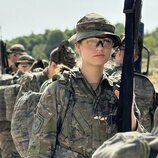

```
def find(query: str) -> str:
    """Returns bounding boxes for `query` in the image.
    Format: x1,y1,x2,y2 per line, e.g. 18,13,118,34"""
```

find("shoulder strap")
51,70,75,157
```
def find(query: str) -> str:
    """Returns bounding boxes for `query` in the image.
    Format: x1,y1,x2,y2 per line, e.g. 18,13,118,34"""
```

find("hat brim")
73,31,121,47
7,51,27,55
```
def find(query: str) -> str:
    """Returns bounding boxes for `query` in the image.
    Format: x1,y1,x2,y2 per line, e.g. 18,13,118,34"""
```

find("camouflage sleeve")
16,73,34,100
11,91,41,157
27,81,60,158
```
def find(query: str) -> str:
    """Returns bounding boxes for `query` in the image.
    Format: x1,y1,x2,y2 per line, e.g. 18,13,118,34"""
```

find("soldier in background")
30,59,49,72
0,44,26,158
6,44,27,74
12,54,35,84
105,36,142,83
108,36,155,132
11,41,76,158
92,106,158,158
0,80,21,157
15,40,76,100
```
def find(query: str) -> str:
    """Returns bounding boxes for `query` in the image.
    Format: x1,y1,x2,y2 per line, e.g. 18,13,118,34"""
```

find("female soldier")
27,13,142,158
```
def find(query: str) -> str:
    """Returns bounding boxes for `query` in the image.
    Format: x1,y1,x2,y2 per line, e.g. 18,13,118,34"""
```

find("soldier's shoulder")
57,69,76,85
17,72,34,84
0,74,13,85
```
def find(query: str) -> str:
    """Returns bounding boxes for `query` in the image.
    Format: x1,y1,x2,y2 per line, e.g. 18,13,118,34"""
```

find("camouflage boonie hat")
15,54,35,67
7,44,27,55
75,13,121,47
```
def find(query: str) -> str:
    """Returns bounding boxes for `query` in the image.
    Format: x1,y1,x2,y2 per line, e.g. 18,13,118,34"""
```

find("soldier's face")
115,45,125,65
76,37,113,67
17,62,31,73
8,53,21,65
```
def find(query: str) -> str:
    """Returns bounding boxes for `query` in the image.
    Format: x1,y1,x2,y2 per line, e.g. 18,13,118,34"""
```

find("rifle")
134,22,151,76
142,45,151,75
134,22,144,73
0,40,8,74
117,0,142,132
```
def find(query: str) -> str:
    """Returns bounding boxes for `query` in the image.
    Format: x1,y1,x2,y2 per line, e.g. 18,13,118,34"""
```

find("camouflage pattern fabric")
11,91,41,158
105,66,156,132
39,78,53,93
134,73,156,132
104,62,122,88
0,74,13,86
4,84,20,121
108,65,122,86
75,13,121,47
27,68,120,158
0,76,21,157
0,129,21,158
0,85,7,121
104,60,119,75
16,68,48,100
0,84,21,158
11,77,54,157
92,131,152,158
11,71,25,84
92,107,158,158
7,44,26,55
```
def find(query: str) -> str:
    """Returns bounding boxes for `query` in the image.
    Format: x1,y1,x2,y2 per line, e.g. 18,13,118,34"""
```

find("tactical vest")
0,74,13,86
0,74,18,121
4,84,20,121
134,73,156,132
16,71,48,100
0,85,8,121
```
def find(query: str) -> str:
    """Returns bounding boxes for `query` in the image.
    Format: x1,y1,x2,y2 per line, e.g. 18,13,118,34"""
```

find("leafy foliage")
6,29,75,60
5,23,158,62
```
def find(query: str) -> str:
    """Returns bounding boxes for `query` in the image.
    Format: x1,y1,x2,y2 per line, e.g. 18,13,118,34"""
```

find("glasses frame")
82,37,114,49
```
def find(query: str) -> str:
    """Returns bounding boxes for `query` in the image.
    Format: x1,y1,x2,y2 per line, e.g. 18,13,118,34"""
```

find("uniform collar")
71,67,114,87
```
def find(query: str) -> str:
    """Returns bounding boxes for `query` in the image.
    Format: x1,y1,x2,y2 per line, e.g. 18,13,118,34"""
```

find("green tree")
44,29,65,58
115,23,125,36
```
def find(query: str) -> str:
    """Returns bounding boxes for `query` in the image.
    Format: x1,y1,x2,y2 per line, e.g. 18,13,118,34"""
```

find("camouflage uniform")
134,73,156,132
105,37,153,131
11,91,42,158
0,47,35,158
16,40,76,100
16,68,48,100
106,64,122,86
27,12,143,158
0,76,21,158
6,44,27,75
27,69,119,158
11,42,76,157
0,74,13,86
92,107,158,158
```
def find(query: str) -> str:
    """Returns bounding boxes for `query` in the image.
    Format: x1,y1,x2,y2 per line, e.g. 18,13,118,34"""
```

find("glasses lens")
84,38,114,49
85,38,99,48
102,38,114,48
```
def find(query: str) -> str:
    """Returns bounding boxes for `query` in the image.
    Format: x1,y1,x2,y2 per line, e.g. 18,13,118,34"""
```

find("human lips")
93,54,105,57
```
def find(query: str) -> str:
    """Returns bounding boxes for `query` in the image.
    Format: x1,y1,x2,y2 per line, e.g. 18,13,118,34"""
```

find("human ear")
75,43,81,55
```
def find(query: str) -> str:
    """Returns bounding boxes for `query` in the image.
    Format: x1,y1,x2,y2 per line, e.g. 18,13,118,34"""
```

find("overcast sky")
0,0,157,40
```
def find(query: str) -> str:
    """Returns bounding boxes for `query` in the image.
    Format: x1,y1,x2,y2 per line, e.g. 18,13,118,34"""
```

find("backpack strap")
51,70,75,157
